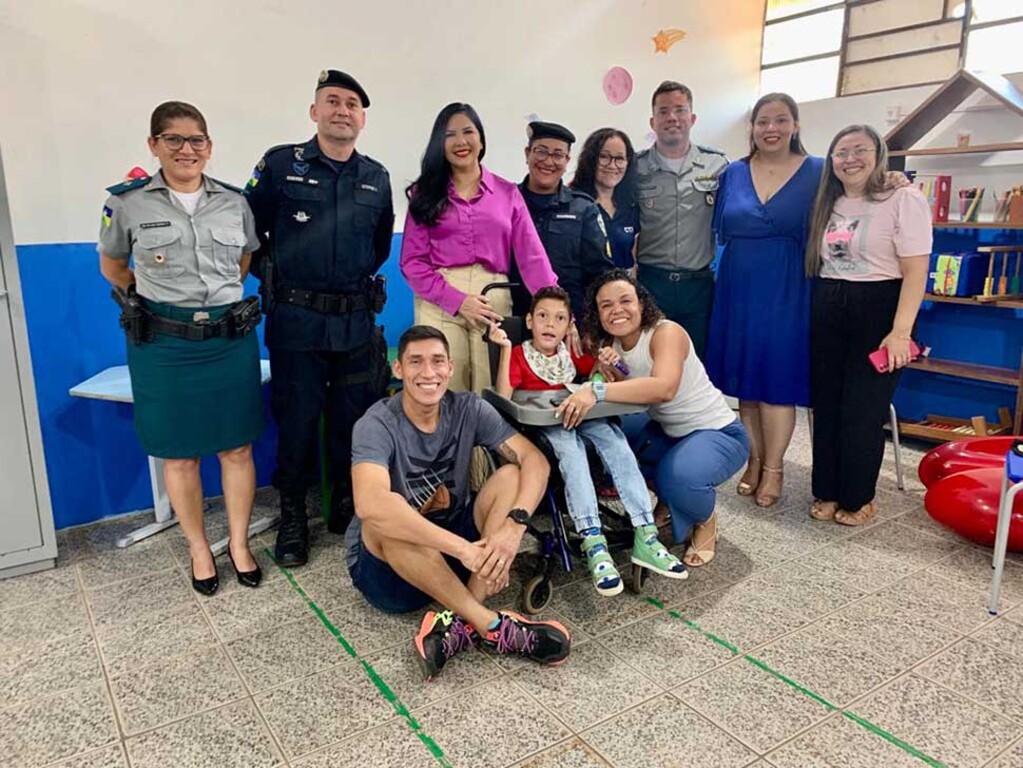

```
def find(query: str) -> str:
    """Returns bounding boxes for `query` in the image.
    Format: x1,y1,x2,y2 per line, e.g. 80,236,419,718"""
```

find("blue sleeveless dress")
706,155,824,407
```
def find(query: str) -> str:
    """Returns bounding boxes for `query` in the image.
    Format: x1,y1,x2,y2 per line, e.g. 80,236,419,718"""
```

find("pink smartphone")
868,341,926,373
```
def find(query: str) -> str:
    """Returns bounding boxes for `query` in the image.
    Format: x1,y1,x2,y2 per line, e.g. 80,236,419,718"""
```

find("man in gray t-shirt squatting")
347,325,572,680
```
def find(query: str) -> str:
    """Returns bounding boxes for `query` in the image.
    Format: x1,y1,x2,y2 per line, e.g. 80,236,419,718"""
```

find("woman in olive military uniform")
98,101,264,596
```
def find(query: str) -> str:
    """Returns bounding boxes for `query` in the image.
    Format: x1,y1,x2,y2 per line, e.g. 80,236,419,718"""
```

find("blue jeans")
541,419,653,532
622,415,749,543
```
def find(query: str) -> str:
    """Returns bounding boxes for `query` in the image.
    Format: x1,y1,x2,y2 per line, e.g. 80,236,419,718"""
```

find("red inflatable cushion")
925,466,1023,551
918,437,1019,488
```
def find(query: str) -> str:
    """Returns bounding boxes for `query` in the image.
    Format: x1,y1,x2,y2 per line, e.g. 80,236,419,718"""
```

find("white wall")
0,0,767,245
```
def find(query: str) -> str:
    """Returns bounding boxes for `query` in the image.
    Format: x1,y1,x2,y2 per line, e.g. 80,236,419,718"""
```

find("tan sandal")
755,466,783,508
809,499,838,521
835,501,877,527
683,515,719,568
736,457,762,497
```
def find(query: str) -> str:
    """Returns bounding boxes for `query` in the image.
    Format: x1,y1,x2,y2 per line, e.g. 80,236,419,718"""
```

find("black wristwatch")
507,508,531,527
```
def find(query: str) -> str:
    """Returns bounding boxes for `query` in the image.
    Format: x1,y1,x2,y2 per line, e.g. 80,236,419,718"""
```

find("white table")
69,361,276,553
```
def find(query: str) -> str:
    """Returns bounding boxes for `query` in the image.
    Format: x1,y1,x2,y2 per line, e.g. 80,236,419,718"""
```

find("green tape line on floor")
268,549,454,767
645,597,946,767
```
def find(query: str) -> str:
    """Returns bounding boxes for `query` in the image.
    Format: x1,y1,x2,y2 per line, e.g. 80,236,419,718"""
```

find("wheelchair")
479,283,653,614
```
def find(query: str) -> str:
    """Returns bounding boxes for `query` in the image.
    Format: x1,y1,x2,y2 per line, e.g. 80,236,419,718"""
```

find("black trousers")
269,341,385,501
810,278,904,511
637,265,715,361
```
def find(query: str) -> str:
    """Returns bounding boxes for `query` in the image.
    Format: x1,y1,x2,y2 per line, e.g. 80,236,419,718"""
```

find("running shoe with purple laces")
413,610,477,680
481,611,571,665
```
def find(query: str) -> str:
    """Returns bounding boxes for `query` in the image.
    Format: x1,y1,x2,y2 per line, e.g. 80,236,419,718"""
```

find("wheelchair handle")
481,281,522,298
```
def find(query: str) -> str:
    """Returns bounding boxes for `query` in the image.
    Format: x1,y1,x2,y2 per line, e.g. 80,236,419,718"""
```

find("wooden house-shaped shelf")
884,69,1023,440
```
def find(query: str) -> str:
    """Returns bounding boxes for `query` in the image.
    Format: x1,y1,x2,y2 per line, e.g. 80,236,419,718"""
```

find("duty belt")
275,287,370,314
148,297,262,341
640,264,715,282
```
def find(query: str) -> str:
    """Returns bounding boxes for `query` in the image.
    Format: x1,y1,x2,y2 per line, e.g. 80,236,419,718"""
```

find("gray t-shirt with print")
344,391,515,568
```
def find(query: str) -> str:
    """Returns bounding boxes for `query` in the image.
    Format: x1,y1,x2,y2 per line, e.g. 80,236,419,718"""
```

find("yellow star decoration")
652,28,686,53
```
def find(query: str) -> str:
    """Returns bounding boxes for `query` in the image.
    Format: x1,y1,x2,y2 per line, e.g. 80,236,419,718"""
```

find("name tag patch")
139,221,172,229
358,183,378,192
554,214,578,220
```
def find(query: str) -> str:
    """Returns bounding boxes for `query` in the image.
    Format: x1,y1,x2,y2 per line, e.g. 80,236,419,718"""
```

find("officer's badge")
293,146,305,161
293,211,311,223
293,162,309,176
102,205,113,228
318,70,329,84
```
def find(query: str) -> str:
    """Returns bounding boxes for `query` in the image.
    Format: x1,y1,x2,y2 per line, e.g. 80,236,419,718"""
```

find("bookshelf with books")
885,69,1023,442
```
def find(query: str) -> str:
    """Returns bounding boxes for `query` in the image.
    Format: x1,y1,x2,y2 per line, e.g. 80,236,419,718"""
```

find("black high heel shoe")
190,558,219,596
227,545,262,588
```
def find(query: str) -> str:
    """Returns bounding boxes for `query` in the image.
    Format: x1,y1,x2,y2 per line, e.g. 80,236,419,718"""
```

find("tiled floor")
5,413,1023,767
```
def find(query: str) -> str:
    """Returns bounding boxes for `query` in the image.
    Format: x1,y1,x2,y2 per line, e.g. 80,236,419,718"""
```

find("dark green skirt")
127,301,264,459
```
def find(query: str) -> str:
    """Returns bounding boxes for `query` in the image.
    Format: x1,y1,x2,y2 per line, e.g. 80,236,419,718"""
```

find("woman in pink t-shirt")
805,124,932,526
400,103,559,394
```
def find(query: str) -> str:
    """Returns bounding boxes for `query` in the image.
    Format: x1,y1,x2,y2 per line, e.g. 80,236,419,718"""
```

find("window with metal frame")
760,0,1023,101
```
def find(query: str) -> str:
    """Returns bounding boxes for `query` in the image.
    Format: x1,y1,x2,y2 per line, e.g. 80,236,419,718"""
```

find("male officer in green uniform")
515,121,612,322
245,69,394,566
634,81,727,361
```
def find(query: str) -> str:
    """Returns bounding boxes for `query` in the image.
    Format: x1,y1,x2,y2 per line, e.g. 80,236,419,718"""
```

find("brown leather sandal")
755,466,783,508
809,499,838,521
834,501,877,527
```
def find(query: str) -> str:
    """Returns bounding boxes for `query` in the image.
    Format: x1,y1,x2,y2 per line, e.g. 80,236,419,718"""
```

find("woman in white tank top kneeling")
555,270,749,567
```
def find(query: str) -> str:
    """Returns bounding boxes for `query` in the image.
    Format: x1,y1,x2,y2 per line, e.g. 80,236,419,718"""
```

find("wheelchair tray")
482,388,646,426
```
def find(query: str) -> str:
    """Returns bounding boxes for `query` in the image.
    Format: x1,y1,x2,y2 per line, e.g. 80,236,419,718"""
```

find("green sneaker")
581,532,623,596
631,525,689,580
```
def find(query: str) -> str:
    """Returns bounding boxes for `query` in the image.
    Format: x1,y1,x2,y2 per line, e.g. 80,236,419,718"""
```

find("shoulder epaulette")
209,177,244,194
697,144,726,156
569,187,596,203
105,175,150,195
263,143,295,158
358,153,388,173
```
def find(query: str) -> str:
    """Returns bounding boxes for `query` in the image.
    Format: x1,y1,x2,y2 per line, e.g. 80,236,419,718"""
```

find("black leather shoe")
326,492,355,535
275,493,309,567
227,546,263,588
190,559,219,596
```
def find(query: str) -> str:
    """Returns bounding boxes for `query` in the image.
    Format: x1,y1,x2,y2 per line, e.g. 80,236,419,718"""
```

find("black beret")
527,121,575,145
316,69,370,107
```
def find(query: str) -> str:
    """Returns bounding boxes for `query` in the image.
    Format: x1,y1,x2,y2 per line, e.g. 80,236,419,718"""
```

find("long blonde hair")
805,124,891,276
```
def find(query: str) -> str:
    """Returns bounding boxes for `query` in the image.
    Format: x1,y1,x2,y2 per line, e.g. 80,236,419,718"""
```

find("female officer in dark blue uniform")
514,121,613,322
244,70,394,566
98,101,264,596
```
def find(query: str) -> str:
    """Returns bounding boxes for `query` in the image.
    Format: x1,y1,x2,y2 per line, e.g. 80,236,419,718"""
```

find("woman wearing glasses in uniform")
400,102,559,394
571,128,640,273
98,101,264,596
806,124,931,527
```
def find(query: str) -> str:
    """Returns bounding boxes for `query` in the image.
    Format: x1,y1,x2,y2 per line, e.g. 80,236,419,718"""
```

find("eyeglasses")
831,146,876,161
656,107,691,119
531,146,570,164
156,134,210,151
598,152,628,169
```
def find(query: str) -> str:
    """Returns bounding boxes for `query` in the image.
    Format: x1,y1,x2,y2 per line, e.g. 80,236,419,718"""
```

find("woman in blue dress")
706,93,822,508
571,128,640,271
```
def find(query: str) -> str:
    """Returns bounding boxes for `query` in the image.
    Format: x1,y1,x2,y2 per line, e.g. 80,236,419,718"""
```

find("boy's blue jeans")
541,418,653,532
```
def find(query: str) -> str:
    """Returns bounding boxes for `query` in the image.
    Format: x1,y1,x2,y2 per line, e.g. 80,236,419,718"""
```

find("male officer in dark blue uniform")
245,69,394,566
514,121,611,321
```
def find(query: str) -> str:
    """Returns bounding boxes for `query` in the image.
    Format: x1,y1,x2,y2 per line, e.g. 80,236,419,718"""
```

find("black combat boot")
327,490,355,535
274,492,309,567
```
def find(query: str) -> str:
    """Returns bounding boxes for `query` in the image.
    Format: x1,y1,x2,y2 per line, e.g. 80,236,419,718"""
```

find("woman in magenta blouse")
401,102,559,393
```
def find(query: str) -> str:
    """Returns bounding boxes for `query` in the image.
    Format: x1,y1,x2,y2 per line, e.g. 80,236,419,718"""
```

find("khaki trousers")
413,264,512,394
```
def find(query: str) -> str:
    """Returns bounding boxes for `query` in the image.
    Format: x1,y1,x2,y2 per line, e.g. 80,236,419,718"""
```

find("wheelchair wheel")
628,564,649,594
521,574,554,615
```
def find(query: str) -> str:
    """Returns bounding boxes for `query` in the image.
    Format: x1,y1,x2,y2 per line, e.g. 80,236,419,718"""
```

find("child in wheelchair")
487,286,687,596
